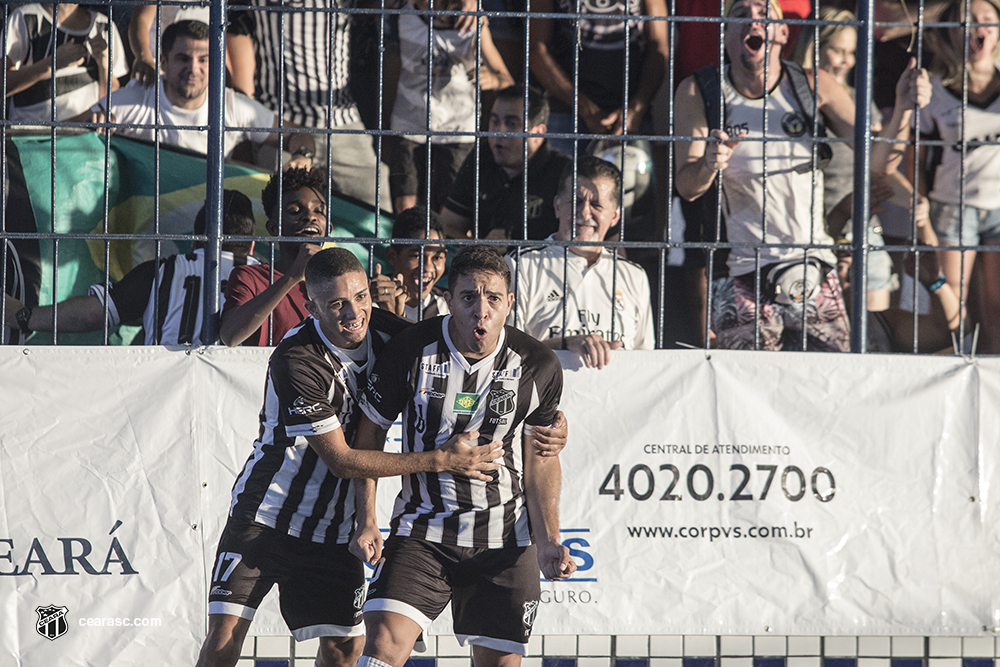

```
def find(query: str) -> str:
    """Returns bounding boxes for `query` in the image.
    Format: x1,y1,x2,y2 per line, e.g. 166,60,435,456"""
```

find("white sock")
356,655,395,667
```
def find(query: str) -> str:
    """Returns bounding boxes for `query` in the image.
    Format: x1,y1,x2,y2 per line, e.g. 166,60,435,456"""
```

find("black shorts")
207,517,366,640
364,536,541,655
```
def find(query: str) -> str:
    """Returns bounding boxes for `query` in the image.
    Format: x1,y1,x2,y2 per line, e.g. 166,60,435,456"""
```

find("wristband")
926,275,947,293
15,306,33,334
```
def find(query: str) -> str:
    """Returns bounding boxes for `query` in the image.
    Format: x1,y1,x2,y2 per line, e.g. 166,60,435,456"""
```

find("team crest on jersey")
522,600,539,631
488,388,516,416
36,605,68,641
453,393,481,414
781,112,807,137
614,288,625,312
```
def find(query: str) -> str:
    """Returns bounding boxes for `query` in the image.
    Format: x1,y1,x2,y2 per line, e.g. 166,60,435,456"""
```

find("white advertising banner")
2,347,999,665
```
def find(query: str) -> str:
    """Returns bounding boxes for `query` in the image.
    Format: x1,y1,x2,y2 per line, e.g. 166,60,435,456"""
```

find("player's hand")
87,35,109,69
537,538,576,581
563,334,622,369
370,264,408,317
526,410,567,457
287,154,313,170
704,129,741,172
895,57,931,110
435,431,503,481
3,295,25,329
350,521,384,565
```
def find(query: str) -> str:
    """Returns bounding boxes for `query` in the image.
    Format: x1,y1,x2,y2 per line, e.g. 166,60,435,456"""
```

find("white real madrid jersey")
505,242,654,350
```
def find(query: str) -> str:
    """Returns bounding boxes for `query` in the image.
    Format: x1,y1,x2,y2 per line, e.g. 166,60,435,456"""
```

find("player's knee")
318,635,364,667
361,613,422,665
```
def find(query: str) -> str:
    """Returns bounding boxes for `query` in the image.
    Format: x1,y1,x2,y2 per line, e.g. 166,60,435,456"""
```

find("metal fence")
1,0,996,353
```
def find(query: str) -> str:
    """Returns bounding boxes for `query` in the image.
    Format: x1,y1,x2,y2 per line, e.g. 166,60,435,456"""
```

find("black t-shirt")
445,141,571,241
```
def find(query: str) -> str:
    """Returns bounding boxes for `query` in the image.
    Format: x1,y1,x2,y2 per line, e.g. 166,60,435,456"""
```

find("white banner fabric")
1,347,999,665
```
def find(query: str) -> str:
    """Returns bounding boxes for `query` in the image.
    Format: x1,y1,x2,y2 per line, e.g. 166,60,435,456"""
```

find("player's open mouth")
745,34,765,53
343,319,365,332
970,34,987,53
473,326,488,340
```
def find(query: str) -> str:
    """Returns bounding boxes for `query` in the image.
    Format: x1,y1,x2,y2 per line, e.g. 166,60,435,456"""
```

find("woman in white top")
921,0,1000,353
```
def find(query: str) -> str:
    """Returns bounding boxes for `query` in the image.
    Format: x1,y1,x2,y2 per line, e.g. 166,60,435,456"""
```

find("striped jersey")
3,240,27,346
360,315,563,549
88,248,257,346
243,0,361,128
229,308,409,543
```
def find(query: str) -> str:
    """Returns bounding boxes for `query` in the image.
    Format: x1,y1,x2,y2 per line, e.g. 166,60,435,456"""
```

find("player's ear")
304,298,319,318
265,218,278,237
385,247,398,267
443,289,453,307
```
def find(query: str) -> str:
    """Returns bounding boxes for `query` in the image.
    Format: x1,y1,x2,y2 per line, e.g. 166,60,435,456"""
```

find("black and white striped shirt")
229,309,409,543
360,316,563,549
243,0,361,128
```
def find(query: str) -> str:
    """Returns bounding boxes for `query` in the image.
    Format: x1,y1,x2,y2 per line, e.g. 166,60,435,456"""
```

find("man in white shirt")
506,155,655,369
84,20,315,163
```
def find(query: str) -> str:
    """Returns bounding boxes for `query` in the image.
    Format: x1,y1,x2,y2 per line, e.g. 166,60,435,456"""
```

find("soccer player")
197,247,567,667
351,245,576,667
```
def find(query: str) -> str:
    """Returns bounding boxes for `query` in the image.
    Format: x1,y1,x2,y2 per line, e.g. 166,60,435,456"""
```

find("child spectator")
389,0,514,213
5,3,128,123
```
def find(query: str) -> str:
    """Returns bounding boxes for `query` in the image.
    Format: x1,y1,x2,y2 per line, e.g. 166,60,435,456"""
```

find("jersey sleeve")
5,11,28,65
269,346,344,438
222,264,261,313
360,337,412,429
523,343,563,427
633,266,655,351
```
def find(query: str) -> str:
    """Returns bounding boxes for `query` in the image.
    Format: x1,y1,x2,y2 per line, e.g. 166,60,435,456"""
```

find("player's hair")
193,190,256,256
557,155,622,207
261,167,327,222
161,20,211,58
304,248,365,295
391,207,445,246
926,0,1000,87
493,85,550,129
448,245,510,293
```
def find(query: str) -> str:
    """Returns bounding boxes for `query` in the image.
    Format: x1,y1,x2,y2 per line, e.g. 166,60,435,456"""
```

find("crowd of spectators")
3,0,998,356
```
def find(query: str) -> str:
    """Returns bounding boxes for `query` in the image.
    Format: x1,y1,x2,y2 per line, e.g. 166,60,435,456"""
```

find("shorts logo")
453,393,480,414
289,396,323,416
36,605,69,641
522,600,539,631
210,586,232,596
354,585,366,610
488,388,516,416
420,362,449,378
781,112,807,137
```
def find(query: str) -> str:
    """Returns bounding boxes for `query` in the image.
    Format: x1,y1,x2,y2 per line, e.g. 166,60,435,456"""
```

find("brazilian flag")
8,132,392,345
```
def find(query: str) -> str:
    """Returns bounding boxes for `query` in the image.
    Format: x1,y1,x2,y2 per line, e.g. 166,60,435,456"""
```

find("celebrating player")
196,247,567,667
351,245,576,667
